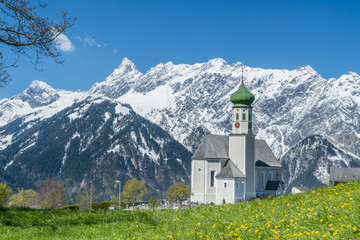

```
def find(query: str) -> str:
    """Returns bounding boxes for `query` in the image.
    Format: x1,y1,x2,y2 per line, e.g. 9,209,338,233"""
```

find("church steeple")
230,74,255,107
230,72,255,135
228,71,256,200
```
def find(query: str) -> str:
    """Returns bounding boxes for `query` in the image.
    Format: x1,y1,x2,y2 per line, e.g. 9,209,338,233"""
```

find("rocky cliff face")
90,59,360,159
281,135,360,192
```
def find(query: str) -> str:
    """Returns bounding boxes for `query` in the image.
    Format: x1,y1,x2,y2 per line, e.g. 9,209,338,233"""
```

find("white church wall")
245,136,256,199
234,178,246,202
255,167,282,195
204,160,221,203
191,159,206,202
229,135,246,174
216,178,235,205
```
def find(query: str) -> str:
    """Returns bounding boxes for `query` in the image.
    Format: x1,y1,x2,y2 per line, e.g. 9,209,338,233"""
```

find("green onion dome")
230,78,255,107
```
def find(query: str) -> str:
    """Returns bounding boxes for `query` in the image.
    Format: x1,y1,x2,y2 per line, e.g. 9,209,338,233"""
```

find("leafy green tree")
37,178,67,209
167,182,191,206
0,181,11,206
0,0,75,86
8,188,37,207
122,179,147,209
148,195,159,210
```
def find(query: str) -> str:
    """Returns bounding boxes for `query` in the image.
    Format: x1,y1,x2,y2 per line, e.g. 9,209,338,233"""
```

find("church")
191,77,283,204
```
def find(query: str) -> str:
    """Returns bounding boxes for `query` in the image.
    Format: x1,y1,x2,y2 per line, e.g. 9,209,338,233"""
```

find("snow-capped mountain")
0,96,191,200
91,58,360,159
1,57,360,193
90,58,360,186
0,81,87,151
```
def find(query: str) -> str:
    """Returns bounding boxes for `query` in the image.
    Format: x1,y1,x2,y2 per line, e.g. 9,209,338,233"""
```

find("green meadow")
1,182,359,239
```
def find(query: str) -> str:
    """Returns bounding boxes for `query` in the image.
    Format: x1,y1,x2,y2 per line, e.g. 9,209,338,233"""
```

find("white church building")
191,78,283,204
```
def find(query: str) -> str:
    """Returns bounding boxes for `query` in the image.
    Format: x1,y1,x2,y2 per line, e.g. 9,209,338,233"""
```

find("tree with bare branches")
0,0,75,86
37,178,67,209
76,184,100,210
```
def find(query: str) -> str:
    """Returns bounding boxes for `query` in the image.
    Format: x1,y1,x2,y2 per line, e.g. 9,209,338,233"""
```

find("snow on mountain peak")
16,80,60,108
116,57,137,73
339,72,360,80
89,58,143,98
206,58,229,67
296,65,317,74
27,80,53,90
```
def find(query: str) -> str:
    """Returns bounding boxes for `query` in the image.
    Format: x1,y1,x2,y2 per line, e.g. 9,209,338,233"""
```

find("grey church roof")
265,181,284,191
329,168,360,182
255,140,282,168
216,159,245,178
192,134,281,168
192,135,229,159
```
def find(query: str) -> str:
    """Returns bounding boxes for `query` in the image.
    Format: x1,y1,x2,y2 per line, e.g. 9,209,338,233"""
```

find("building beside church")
191,78,283,204
330,168,360,185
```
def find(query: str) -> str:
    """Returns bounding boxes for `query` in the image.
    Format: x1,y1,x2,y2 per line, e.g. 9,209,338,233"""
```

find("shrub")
92,202,112,210
59,204,79,210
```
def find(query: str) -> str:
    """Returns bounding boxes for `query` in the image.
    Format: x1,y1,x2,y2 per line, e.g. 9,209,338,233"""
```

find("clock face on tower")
235,122,240,128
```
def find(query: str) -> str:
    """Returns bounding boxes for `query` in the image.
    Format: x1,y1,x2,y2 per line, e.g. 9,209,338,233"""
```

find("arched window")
210,171,215,187
262,171,266,189
242,113,246,120
249,114,251,121
236,113,239,120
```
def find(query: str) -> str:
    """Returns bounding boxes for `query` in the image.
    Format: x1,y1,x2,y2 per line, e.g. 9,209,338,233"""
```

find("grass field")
0,181,359,239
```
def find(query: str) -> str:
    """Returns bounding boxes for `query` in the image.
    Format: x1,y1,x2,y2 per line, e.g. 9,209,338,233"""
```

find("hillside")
0,95,191,200
0,181,359,239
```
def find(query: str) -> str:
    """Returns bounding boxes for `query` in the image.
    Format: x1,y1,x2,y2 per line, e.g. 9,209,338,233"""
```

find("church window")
224,182,227,188
269,171,274,181
249,114,251,121
236,181,240,189
197,168,202,172
262,171,266,189
236,113,239,120
242,113,246,120
210,171,215,187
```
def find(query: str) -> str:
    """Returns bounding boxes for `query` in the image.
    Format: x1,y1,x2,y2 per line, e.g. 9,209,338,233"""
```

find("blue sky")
2,0,360,99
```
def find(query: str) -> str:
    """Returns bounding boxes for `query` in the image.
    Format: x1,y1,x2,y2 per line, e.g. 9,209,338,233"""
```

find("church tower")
229,75,256,199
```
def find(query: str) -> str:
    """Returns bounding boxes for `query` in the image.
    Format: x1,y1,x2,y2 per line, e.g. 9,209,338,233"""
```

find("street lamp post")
116,180,121,210
90,180,93,210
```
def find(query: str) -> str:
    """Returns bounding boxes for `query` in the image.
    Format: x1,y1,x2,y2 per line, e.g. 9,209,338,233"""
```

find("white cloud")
74,34,106,48
55,33,75,52
75,36,82,42
83,35,105,47
113,49,118,54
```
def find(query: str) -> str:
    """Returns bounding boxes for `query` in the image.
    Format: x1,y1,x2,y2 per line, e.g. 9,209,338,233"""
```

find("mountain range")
1,58,360,199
